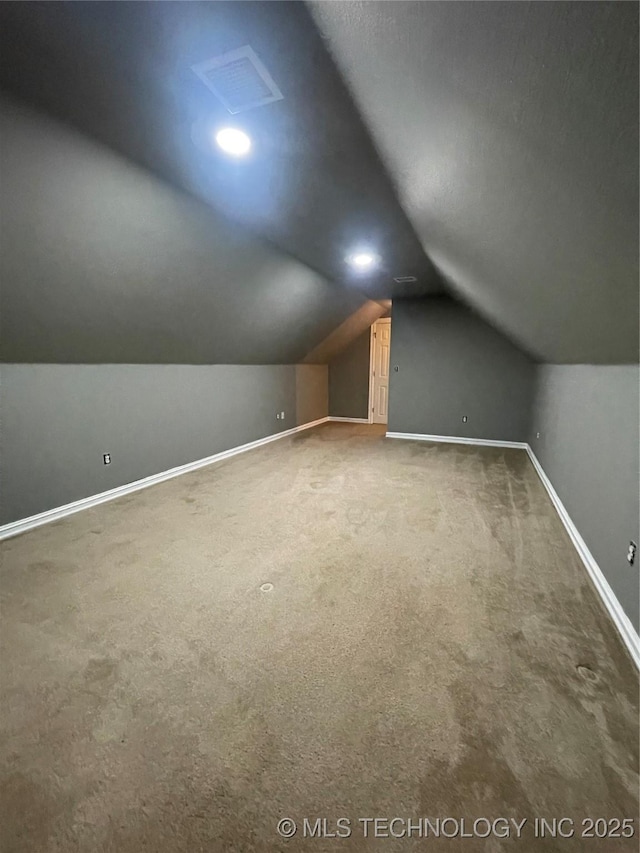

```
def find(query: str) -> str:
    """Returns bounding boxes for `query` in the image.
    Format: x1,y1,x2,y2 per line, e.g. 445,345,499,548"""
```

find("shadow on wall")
329,329,371,420
296,365,329,425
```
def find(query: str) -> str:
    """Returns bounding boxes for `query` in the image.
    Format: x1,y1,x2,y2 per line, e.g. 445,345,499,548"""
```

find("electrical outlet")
628,541,637,566
103,453,111,465
276,413,280,420
462,416,468,423
536,432,541,439
280,411,285,419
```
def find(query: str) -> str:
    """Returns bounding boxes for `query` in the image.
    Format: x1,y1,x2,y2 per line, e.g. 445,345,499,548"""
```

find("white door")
370,318,391,424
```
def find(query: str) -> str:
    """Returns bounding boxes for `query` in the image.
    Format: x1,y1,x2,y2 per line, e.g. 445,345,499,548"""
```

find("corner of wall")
295,364,329,425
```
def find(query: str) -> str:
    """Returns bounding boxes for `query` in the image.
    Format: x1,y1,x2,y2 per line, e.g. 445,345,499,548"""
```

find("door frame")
367,317,391,425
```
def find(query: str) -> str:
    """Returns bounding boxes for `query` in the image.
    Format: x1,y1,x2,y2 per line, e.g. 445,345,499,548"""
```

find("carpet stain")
576,663,599,682
84,658,119,683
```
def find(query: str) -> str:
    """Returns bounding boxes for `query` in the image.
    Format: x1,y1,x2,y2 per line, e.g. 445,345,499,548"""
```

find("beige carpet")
1,423,638,852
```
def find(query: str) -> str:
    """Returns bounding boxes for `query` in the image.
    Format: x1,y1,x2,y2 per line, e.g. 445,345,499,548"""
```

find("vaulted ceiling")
0,1,440,294
1,1,638,364
0,94,367,365
311,0,639,363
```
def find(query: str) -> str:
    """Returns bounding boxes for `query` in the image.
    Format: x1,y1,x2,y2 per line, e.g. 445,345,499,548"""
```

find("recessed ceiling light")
215,127,252,157
346,251,379,271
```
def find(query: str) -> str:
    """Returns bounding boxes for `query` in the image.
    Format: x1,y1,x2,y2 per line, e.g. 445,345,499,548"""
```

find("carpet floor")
1,423,638,852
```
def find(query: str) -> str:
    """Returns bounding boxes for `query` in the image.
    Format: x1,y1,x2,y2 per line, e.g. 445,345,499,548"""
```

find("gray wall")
530,365,640,630
0,364,303,524
329,330,370,419
388,297,535,441
295,365,328,426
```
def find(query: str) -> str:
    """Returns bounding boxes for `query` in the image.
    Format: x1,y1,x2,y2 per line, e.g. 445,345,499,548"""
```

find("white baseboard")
525,446,640,670
0,416,330,541
328,417,370,423
3,418,637,668
385,430,639,668
386,431,528,449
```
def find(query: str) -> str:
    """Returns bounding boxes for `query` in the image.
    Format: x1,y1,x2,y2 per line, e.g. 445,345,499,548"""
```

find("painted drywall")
311,2,639,363
0,3,442,303
530,365,640,630
0,95,366,364
0,364,301,524
295,365,328,426
388,297,535,441
329,330,371,419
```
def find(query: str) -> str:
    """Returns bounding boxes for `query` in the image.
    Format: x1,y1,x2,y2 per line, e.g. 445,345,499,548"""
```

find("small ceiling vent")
393,276,417,284
191,45,284,114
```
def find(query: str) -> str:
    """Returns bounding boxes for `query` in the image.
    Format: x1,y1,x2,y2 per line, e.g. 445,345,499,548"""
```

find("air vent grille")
191,45,283,114
393,276,417,284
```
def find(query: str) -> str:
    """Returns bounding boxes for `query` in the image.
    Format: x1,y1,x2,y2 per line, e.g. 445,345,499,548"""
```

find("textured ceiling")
311,1,639,363
0,0,442,302
0,95,365,364
1,1,637,365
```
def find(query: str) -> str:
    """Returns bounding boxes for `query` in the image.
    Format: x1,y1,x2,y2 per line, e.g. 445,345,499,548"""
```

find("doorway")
368,317,391,424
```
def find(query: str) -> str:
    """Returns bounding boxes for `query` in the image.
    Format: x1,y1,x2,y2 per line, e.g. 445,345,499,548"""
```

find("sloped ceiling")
0,0,442,305
303,300,388,364
0,95,366,364
1,1,637,366
311,1,639,363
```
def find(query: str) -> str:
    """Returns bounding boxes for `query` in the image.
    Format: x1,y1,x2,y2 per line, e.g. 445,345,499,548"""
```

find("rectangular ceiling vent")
191,45,283,114
393,276,418,284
